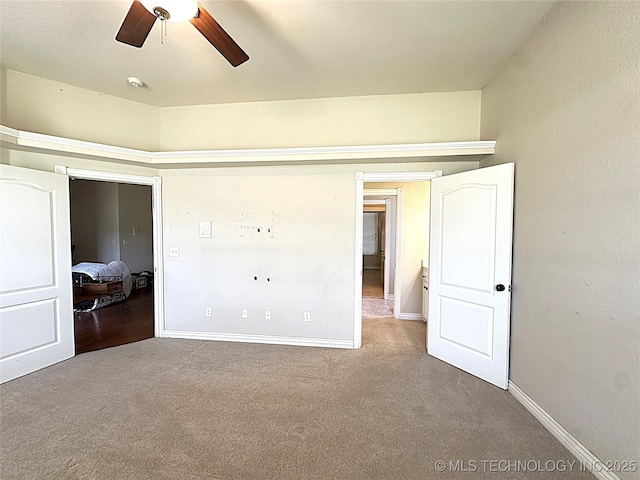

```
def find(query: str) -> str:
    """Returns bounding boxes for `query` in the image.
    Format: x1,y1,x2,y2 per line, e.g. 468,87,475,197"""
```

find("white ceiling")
0,0,556,107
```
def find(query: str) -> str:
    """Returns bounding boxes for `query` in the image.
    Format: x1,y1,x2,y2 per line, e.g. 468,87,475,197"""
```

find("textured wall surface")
160,91,481,151
70,180,120,264
3,70,161,151
2,69,481,153
118,183,153,273
481,2,640,476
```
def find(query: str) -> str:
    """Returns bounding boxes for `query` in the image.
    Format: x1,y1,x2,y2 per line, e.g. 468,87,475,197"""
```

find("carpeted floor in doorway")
0,318,593,480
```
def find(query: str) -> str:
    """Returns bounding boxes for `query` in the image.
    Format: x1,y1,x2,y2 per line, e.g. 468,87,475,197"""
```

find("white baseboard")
509,381,622,480
398,313,424,321
162,330,354,350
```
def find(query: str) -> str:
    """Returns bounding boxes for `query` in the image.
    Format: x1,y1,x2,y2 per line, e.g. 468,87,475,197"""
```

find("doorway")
363,193,399,306
65,167,165,351
70,178,154,353
353,171,441,349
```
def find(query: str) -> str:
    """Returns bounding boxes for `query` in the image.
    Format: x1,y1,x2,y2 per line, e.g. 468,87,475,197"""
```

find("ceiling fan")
115,0,249,67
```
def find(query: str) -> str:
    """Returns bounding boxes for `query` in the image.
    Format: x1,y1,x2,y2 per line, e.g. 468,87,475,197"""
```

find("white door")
0,164,74,383
428,163,514,389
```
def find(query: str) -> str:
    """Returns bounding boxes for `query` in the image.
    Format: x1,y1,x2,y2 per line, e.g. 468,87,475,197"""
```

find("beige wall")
481,2,640,476
1,148,158,177
160,91,481,150
118,184,153,273
2,70,481,153
0,68,7,126
70,180,120,264
3,70,161,151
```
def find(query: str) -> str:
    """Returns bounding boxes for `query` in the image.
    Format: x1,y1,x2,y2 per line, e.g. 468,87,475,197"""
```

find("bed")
72,261,133,312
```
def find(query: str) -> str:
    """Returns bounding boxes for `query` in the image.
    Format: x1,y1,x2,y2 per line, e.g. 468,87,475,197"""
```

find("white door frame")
384,198,391,300
64,167,165,337
354,171,441,349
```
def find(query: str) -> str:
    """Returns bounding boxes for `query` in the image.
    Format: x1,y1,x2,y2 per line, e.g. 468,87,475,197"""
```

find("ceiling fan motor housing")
140,0,198,22
153,6,170,21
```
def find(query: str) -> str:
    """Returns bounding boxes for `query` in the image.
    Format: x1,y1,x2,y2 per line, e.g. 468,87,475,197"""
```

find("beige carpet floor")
0,318,593,479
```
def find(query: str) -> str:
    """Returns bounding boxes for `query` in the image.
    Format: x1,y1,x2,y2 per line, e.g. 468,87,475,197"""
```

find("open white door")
428,163,514,389
0,164,74,383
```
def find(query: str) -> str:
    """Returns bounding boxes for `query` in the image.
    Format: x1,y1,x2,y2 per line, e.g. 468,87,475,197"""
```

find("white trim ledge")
162,330,354,350
399,313,424,321
509,381,622,480
1,125,495,167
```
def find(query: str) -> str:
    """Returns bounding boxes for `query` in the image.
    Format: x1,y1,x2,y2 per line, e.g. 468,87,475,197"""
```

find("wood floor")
362,268,384,298
74,287,154,354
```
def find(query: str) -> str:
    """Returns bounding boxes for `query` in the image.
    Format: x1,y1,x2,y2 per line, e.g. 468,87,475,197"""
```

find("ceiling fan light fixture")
140,0,198,23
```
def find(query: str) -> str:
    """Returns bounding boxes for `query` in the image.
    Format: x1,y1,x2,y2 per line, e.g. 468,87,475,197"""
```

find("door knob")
496,284,505,292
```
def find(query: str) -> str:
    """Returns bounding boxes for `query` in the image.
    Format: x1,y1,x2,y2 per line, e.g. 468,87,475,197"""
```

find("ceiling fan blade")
190,5,249,67
116,0,157,48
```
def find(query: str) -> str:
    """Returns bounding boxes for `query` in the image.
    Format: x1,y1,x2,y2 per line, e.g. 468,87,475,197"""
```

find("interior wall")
162,166,356,342
3,70,480,153
480,2,639,476
69,180,97,264
70,180,120,264
0,67,7,126
162,162,473,343
3,70,161,151
159,91,481,150
118,183,153,273
1,148,159,177
366,182,430,316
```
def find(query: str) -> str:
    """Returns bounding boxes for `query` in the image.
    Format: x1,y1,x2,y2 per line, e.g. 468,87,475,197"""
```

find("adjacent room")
70,179,154,353
0,2,638,479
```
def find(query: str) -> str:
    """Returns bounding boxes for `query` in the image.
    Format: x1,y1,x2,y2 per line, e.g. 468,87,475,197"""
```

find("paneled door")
0,164,74,383
428,163,514,389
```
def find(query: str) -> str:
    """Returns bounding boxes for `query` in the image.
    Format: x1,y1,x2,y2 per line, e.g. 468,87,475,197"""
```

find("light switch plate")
200,221,212,238
169,247,179,257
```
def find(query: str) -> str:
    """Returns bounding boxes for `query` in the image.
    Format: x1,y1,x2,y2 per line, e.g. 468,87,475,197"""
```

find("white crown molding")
0,125,495,168
363,171,442,182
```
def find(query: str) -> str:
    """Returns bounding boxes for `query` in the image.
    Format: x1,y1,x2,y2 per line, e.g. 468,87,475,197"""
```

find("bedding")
72,261,133,311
